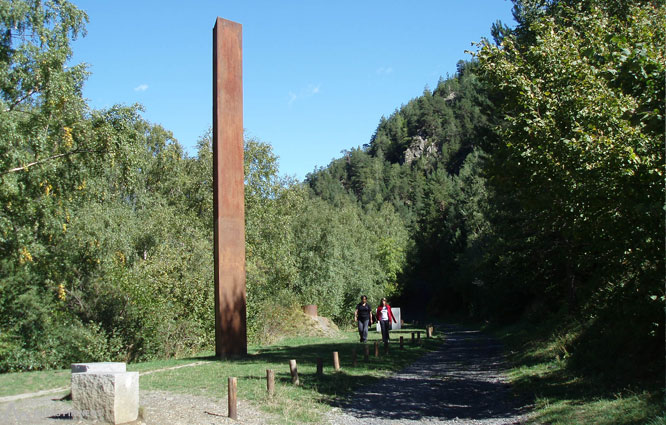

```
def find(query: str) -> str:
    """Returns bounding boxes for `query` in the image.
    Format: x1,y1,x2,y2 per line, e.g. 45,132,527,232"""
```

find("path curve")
0,361,208,404
326,325,530,425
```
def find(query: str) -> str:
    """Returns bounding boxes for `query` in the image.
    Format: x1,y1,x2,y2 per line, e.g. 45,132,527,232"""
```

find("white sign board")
376,307,401,332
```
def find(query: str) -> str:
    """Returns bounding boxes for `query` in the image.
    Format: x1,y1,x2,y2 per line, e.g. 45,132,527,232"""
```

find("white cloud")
288,83,321,105
376,66,393,75
134,84,149,92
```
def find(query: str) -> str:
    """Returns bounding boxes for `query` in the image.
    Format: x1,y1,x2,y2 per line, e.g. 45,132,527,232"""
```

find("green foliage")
290,197,407,320
475,0,664,374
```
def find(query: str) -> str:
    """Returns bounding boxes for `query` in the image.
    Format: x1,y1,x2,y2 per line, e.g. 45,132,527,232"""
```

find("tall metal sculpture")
213,17,247,357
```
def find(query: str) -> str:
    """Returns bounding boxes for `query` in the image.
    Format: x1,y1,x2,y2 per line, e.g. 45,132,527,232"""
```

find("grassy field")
0,326,441,423
492,322,665,425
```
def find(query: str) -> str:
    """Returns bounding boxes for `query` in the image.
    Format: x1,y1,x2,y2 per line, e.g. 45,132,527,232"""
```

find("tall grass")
493,321,664,425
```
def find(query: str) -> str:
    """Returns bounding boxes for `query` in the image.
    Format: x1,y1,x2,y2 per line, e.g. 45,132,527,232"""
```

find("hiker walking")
377,297,397,344
354,295,373,343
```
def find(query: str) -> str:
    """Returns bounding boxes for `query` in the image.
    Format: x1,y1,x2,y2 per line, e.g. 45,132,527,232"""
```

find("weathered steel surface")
213,17,246,357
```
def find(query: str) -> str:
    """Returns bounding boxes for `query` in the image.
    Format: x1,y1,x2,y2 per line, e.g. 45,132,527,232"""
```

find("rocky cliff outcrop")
403,135,439,164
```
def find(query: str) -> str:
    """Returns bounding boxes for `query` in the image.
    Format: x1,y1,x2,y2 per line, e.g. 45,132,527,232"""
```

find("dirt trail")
326,325,531,425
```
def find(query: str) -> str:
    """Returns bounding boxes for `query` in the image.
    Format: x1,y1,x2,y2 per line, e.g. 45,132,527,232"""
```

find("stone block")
71,372,139,424
71,362,126,374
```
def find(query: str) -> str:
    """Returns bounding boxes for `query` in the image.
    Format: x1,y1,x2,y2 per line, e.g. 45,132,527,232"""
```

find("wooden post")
333,352,340,371
352,348,357,366
426,325,433,338
266,369,275,396
289,359,299,386
411,332,415,344
417,331,421,342
364,344,369,361
400,336,404,349
374,341,379,357
228,377,237,420
316,357,324,376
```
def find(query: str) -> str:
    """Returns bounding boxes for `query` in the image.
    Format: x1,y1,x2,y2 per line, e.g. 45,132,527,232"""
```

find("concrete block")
71,362,126,374
71,372,139,424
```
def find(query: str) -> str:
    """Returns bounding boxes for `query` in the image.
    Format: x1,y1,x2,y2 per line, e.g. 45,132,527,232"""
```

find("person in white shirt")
376,298,397,344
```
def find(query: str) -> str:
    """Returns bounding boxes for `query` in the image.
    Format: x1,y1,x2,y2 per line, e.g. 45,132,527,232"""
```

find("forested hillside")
1,0,663,393
308,0,664,384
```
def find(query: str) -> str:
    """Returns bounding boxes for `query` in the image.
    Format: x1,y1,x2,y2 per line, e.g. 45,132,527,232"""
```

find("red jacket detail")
377,304,397,323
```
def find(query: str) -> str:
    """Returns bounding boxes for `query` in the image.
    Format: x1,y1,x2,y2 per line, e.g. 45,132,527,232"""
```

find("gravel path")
325,325,531,425
0,390,276,425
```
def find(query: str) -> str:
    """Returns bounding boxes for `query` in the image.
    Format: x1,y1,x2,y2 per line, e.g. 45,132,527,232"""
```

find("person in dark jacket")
376,297,397,343
354,295,373,343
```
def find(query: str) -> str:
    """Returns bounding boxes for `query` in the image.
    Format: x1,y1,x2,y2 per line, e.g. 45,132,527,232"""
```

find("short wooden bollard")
426,325,434,338
316,357,323,376
352,348,357,366
411,332,415,344
363,344,369,361
333,352,340,371
374,341,379,357
228,377,237,420
289,359,299,385
266,369,275,396
417,331,421,343
400,336,404,349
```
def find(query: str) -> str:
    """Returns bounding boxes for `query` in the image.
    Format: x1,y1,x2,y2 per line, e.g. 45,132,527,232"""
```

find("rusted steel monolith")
213,17,247,358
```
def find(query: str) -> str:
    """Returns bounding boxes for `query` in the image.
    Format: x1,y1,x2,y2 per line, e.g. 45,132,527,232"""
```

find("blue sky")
70,1,516,181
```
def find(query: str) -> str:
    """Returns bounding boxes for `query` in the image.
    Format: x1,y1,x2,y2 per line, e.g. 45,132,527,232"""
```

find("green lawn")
0,326,441,424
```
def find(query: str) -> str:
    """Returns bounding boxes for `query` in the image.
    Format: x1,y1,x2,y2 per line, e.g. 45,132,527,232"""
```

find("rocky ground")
0,390,274,425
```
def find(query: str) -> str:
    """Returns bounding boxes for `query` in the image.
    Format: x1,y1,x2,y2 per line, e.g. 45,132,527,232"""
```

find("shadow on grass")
272,326,527,422
178,326,530,422
237,326,525,422
183,329,427,370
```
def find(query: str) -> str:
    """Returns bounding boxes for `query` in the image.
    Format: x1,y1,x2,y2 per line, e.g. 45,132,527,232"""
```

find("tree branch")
1,148,104,175
4,88,39,112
